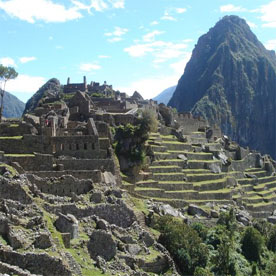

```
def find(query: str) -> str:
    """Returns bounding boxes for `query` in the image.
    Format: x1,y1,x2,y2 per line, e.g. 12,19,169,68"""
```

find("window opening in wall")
69,144,72,150
76,144,79,150
92,143,95,150
84,143,87,150
61,144,64,151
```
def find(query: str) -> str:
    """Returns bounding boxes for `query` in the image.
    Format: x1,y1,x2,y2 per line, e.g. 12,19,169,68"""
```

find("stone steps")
244,196,264,204
187,160,221,170
197,190,232,200
189,132,206,139
246,202,276,212
150,145,167,152
136,180,193,191
167,151,213,160
156,181,194,191
193,178,228,191
149,165,182,173
185,199,233,206
182,169,210,175
135,188,165,197
254,180,276,192
164,190,199,200
187,137,208,145
186,173,225,182
161,142,193,151
152,159,185,167
152,173,185,182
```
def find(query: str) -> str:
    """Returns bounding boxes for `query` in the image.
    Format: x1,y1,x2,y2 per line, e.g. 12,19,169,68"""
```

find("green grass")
8,123,19,127
4,153,35,157
0,163,18,178
0,136,23,139
199,188,231,194
153,172,184,175
0,235,7,245
129,196,150,215
193,178,226,186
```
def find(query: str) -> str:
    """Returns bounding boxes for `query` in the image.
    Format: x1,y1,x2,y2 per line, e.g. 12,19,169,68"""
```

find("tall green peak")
169,15,276,158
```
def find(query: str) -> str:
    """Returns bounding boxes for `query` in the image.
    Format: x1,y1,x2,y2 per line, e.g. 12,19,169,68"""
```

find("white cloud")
260,1,276,28
0,0,125,24
80,63,101,72
5,74,46,98
98,55,110,58
49,36,53,40
108,0,124,9
175,8,186,14
246,20,257,28
0,57,16,67
220,4,245,12
150,20,159,26
0,0,83,23
19,56,36,63
124,40,189,63
143,30,163,42
265,39,276,50
169,52,192,75
116,75,179,100
104,26,128,42
161,12,176,21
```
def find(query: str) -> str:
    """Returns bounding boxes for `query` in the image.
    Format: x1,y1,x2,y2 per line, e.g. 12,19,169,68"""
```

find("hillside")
153,85,176,105
1,90,25,118
168,15,276,158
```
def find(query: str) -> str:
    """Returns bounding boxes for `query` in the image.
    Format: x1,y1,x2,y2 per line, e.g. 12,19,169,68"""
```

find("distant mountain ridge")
153,86,176,105
169,15,276,158
1,90,25,118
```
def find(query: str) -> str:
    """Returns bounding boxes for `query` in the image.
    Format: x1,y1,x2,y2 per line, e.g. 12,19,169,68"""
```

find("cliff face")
169,15,276,158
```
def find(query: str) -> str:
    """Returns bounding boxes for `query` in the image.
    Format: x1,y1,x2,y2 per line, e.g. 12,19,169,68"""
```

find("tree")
0,65,18,122
241,227,264,263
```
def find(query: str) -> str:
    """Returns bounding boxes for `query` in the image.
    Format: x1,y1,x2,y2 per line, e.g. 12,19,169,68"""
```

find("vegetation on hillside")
152,210,276,275
114,110,158,174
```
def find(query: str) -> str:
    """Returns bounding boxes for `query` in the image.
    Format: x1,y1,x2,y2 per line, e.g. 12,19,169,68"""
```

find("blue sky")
0,0,276,102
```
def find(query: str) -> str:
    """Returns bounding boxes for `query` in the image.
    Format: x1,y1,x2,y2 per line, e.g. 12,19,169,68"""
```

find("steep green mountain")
169,15,276,158
23,78,61,114
1,90,25,118
153,85,176,104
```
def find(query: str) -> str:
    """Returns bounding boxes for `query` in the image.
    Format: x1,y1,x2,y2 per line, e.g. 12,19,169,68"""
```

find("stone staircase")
134,132,276,218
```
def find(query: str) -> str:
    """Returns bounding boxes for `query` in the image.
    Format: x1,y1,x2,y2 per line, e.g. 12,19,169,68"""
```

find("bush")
241,227,264,262
154,216,209,275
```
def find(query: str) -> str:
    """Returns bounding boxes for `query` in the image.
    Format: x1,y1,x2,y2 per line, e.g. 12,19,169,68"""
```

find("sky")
0,0,276,103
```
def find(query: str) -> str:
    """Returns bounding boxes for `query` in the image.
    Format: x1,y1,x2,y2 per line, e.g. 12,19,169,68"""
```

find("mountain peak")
169,15,276,158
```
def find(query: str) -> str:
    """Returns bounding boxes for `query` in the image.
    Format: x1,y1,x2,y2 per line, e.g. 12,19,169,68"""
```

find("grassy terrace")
4,153,35,157
0,136,23,139
149,165,180,169
199,188,232,194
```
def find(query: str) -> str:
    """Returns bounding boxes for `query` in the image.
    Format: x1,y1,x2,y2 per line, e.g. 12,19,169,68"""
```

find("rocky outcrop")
169,15,276,158
23,78,61,115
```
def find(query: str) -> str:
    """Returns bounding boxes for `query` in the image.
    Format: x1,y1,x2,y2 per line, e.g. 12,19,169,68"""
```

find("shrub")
154,216,209,275
241,227,264,262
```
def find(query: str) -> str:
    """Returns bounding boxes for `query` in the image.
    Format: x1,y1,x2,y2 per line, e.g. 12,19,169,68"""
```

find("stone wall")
29,170,101,182
0,135,50,154
174,112,208,134
58,159,115,173
51,135,106,158
230,152,259,171
0,122,36,137
4,153,53,171
26,174,94,196
0,248,72,276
